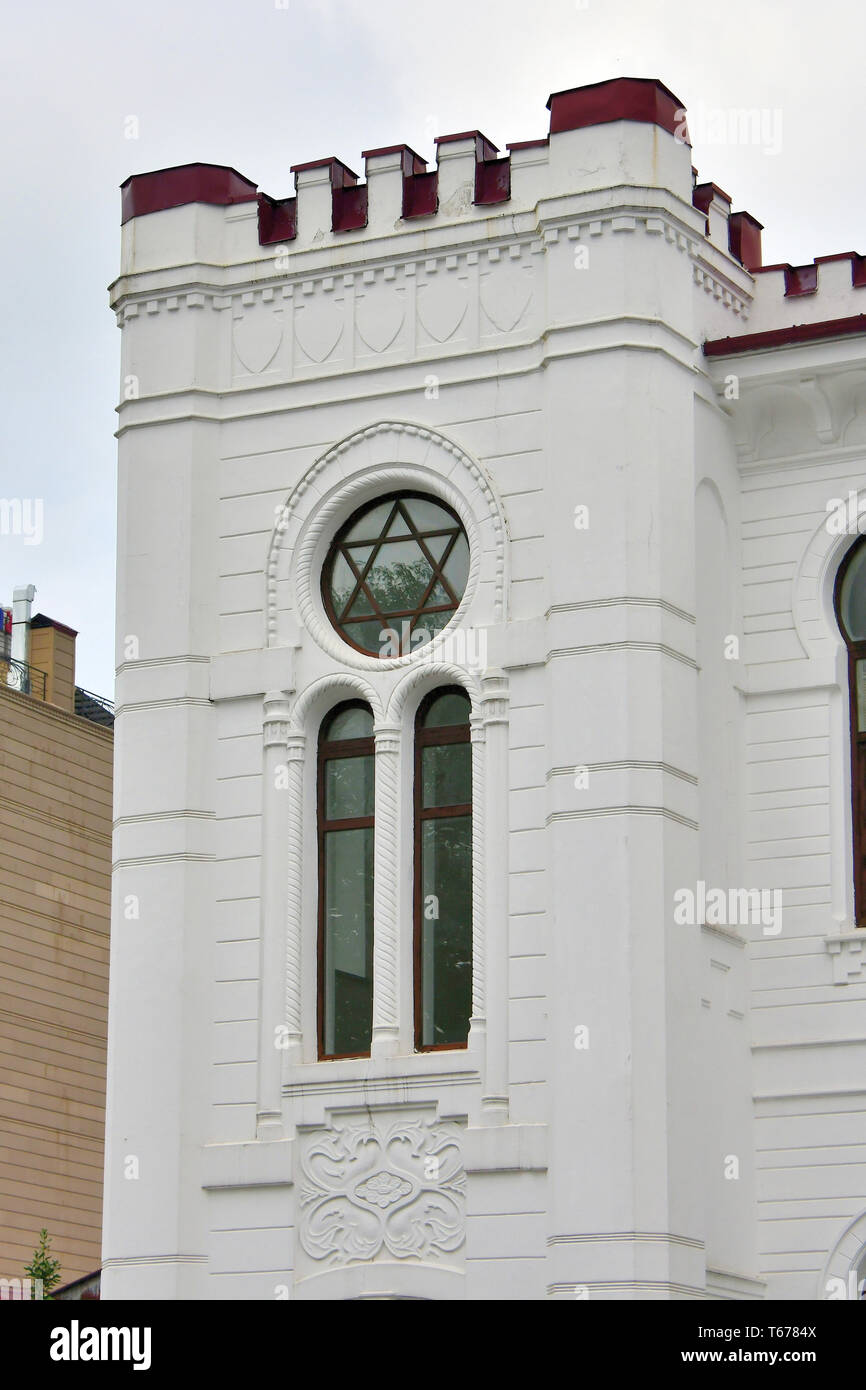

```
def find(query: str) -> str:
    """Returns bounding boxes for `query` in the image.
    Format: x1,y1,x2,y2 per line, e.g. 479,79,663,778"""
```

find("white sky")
1,0,864,696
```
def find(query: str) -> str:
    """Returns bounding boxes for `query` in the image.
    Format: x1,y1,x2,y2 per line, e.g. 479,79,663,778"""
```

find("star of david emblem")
323,492,470,656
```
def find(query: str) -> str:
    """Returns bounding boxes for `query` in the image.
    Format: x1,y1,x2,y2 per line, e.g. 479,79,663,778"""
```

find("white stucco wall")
103,81,866,1300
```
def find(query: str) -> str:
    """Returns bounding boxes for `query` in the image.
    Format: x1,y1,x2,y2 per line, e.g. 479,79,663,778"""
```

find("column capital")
480,669,509,724
263,690,293,747
374,723,402,755
284,731,307,761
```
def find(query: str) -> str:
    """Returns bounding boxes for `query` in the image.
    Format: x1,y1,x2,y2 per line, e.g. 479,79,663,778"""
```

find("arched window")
414,688,473,1051
318,702,375,1058
835,539,866,926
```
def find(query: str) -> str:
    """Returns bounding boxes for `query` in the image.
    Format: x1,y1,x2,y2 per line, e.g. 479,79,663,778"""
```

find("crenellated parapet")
119,75,696,258
114,74,866,371
704,251,866,354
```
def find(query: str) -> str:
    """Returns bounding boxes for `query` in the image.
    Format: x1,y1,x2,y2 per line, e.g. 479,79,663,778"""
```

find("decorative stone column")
371,724,401,1058
479,671,509,1122
467,711,487,1064
282,731,307,1061
256,693,295,1139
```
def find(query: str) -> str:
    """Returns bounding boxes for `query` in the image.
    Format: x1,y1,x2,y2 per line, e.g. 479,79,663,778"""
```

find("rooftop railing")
0,655,47,701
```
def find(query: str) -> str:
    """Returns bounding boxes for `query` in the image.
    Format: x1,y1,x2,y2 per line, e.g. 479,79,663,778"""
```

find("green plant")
24,1228,62,1300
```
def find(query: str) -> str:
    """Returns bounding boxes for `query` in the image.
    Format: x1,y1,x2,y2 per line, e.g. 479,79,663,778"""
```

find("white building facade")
103,77,866,1300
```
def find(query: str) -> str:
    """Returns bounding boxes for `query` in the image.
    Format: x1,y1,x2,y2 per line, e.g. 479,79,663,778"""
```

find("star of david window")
322,493,470,657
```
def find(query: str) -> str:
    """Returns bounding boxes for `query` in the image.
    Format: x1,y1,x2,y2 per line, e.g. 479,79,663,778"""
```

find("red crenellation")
362,145,438,219
546,76,687,141
434,132,510,207
257,192,297,244
119,77,691,235
728,211,763,271
116,76,860,327
120,163,257,224
289,157,369,234
752,253,866,296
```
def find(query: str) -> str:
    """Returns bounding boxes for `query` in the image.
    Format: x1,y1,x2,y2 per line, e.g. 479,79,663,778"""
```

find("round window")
322,492,469,656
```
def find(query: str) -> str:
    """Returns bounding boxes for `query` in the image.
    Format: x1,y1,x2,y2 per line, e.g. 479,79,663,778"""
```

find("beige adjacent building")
0,586,113,1288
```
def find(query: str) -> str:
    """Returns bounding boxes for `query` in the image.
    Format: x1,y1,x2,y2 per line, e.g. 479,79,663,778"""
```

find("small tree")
24,1228,62,1300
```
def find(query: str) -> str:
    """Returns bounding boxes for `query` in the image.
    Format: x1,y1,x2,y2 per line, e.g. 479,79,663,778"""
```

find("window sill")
282,1048,481,1097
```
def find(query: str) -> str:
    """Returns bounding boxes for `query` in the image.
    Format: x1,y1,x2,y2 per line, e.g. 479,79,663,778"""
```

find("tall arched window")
835,539,866,926
414,688,473,1051
318,702,375,1058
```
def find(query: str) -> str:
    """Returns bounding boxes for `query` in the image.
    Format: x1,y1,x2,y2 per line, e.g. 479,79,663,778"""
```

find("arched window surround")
265,421,508,670
255,422,511,1136
254,662,510,1137
317,700,376,1060
791,508,866,945
413,687,473,1052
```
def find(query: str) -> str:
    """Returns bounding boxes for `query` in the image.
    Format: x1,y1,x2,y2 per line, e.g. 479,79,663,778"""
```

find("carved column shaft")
479,672,509,1122
282,733,306,1048
257,694,294,1137
469,715,487,1042
372,725,401,1057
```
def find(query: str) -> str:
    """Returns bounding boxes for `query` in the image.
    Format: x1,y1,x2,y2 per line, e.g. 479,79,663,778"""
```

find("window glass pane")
857,660,866,733
423,534,453,563
345,587,376,618
402,497,456,532
343,500,394,543
420,816,472,1048
330,553,356,616
324,827,373,1056
841,545,866,641
325,754,374,820
421,580,451,609
324,705,373,741
346,617,389,653
422,690,471,728
383,509,411,537
442,533,470,595
422,742,471,808
345,542,375,567
366,543,433,611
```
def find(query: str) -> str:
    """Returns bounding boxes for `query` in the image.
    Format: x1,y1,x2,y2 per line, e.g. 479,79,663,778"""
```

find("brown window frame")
317,700,376,1060
834,539,866,927
413,686,472,1052
321,491,467,657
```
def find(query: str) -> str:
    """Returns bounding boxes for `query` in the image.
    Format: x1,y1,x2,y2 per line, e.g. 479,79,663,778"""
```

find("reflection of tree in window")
323,494,470,655
318,703,375,1058
415,689,472,1050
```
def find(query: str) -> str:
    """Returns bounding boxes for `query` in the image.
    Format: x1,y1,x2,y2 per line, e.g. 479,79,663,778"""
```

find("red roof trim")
506,137,550,151
435,130,495,147
361,144,425,163
704,315,866,357
290,156,359,181
120,164,257,224
693,180,732,207
546,76,687,142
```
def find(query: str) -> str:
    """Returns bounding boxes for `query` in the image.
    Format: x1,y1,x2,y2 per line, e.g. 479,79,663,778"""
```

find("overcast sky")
1,0,864,697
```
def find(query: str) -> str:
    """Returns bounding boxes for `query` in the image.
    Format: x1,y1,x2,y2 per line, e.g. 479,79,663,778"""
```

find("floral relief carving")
298,1114,465,1264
